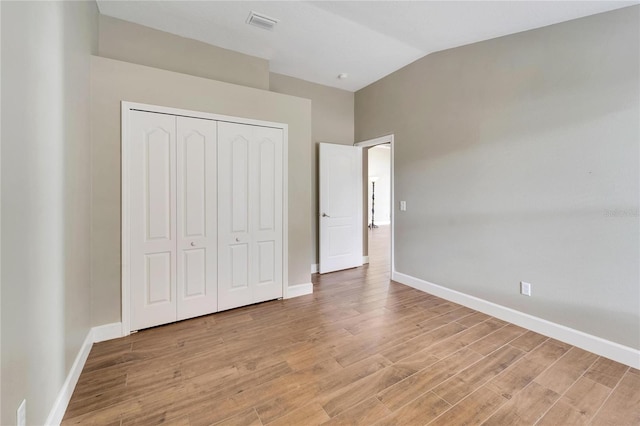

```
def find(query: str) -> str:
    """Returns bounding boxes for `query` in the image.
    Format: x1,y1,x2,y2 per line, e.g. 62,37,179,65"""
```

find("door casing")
355,134,395,275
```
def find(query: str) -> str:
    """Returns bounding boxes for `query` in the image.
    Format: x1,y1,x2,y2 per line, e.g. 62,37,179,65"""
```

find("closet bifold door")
218,122,283,311
176,117,218,320
129,111,218,331
130,111,178,331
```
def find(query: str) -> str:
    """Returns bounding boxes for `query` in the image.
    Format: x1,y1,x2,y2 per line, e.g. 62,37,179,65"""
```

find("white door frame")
355,134,395,275
121,101,289,335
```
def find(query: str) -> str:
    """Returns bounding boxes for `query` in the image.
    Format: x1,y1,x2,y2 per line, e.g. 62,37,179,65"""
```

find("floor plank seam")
62,226,638,426
583,364,630,425
532,353,602,426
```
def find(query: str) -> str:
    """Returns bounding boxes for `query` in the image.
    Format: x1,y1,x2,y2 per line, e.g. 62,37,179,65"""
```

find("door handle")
322,213,330,218
190,242,196,247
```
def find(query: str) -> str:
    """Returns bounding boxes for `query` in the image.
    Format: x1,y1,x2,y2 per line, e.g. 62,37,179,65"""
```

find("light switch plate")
400,201,407,211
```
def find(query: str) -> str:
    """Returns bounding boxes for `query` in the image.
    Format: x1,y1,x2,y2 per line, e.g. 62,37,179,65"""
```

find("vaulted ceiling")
97,1,637,91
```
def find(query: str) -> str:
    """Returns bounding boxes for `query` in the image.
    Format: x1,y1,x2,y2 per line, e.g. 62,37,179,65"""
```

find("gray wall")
1,1,98,424
99,15,270,90
355,7,639,349
270,73,355,265
91,57,312,326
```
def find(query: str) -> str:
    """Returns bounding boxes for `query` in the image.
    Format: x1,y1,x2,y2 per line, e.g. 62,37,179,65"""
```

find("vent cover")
246,11,279,31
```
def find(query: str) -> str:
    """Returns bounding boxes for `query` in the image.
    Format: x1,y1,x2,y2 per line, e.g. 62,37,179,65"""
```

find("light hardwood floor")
63,225,639,425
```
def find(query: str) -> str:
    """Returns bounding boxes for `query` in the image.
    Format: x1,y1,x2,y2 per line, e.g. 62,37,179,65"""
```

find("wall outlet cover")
520,281,532,296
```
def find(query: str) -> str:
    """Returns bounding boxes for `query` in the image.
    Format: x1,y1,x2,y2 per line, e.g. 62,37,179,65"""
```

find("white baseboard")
93,322,124,343
45,322,124,425
286,282,313,299
45,330,94,425
392,271,640,369
363,256,369,264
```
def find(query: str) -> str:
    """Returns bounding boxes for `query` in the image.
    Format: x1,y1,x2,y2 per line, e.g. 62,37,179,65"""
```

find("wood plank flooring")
63,226,639,425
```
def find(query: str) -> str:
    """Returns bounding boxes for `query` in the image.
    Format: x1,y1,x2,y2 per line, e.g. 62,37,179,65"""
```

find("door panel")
183,131,206,238
327,154,353,219
319,143,363,274
258,241,275,283
328,226,351,256
230,244,249,289
145,129,173,241
218,122,283,310
145,252,172,304
218,124,252,309
252,130,283,302
176,117,218,320
231,136,249,233
258,139,276,231
183,249,206,297
130,111,177,330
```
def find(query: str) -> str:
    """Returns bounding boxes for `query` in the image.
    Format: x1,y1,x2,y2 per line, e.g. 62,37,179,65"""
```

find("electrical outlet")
400,201,407,211
520,281,531,296
17,399,26,426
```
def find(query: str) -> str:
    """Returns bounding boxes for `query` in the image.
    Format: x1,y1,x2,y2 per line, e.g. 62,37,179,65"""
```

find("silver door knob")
322,213,330,217
190,242,195,247
235,237,240,242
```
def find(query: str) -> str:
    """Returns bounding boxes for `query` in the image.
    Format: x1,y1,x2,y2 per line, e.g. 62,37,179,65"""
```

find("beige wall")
97,17,354,273
91,56,312,326
356,7,640,349
269,73,354,266
1,1,98,424
99,15,270,90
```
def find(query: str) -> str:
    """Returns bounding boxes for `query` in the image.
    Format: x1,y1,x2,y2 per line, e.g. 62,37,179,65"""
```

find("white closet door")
218,122,283,311
130,111,177,330
251,126,283,303
176,117,218,320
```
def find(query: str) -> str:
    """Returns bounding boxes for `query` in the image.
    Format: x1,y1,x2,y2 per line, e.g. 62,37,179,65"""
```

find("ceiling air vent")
246,11,279,31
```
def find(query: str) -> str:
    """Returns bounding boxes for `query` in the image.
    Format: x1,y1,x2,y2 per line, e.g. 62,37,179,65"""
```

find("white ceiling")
97,1,638,92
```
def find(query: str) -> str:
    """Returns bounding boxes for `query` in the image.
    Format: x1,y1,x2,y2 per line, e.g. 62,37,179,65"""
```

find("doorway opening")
367,144,391,268
355,135,394,273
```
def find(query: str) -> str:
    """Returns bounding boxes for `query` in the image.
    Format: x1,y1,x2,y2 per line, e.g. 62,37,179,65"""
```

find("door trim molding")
355,134,393,148
355,134,395,274
121,101,289,335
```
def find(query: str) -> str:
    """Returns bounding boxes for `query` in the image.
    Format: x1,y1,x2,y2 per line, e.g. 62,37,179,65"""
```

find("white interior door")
176,117,218,320
319,143,363,274
130,111,177,330
126,104,286,331
218,122,283,310
251,126,283,304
